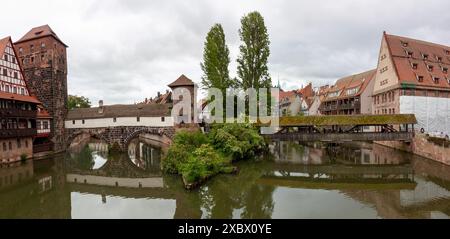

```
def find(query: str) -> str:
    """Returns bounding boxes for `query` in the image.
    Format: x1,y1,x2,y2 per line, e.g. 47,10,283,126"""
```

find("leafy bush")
162,144,190,174
209,123,265,159
173,130,209,151
162,125,266,186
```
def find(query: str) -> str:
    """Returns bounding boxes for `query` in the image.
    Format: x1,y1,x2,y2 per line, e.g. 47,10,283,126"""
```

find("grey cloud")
3,0,450,104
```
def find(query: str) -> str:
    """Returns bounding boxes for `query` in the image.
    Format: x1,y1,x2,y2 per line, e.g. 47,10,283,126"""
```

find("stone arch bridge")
66,126,175,151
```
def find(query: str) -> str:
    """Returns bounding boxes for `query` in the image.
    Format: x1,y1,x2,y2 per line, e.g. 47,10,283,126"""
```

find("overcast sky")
1,0,450,105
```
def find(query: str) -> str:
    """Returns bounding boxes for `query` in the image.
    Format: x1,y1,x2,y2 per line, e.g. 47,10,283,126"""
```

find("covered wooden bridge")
258,114,417,142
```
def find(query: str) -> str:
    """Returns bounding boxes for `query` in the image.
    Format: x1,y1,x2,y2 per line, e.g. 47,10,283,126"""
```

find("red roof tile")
0,91,41,104
385,33,450,89
15,24,67,47
168,74,195,87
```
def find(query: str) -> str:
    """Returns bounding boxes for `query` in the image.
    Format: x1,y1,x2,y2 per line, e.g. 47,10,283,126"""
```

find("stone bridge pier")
66,126,175,151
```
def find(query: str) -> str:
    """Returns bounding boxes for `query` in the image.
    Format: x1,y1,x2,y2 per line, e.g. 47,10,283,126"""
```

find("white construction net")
400,96,450,135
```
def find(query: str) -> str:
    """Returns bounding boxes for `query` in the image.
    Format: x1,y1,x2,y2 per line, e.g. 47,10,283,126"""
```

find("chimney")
166,89,169,94
98,100,104,114
157,91,161,98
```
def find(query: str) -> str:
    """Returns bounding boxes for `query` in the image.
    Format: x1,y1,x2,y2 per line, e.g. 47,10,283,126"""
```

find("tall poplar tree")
237,11,272,90
200,24,232,90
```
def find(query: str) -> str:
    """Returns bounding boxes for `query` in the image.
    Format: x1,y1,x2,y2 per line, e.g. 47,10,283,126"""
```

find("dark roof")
168,74,194,87
67,103,172,120
15,24,68,47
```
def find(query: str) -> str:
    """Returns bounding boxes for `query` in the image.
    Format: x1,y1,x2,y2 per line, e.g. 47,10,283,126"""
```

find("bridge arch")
67,129,110,150
123,128,173,151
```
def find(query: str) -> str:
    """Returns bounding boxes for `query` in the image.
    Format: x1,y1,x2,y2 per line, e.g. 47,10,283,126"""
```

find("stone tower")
14,25,68,152
168,74,197,124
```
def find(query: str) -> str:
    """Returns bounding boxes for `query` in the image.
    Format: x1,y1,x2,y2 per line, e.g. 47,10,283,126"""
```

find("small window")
19,48,23,54
2,69,6,76
433,76,440,84
31,57,34,63
445,50,450,55
72,120,75,124
437,56,443,62
427,65,434,72
41,54,45,61
17,139,21,149
137,117,140,122
443,67,448,74
161,117,165,122
20,88,24,95
417,75,424,82
4,55,7,61
412,63,418,70
41,42,46,48
407,51,413,57
30,44,34,51
12,57,15,64
422,53,429,60
82,119,85,124
14,72,18,79
113,118,117,122
401,41,408,47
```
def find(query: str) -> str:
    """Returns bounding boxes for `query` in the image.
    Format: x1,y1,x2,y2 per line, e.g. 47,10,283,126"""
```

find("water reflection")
0,140,450,219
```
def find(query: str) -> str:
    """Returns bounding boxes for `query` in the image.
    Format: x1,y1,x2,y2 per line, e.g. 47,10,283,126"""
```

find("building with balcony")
34,105,53,155
0,36,40,163
372,32,450,135
320,69,376,115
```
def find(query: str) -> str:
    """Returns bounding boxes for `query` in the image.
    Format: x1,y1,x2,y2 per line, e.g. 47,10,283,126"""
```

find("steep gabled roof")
385,33,450,89
0,36,10,55
14,24,68,47
324,69,376,101
298,83,314,98
0,36,41,104
168,74,194,87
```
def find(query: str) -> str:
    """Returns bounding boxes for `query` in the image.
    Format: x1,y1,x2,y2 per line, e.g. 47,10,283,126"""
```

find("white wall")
65,116,174,129
400,96,450,135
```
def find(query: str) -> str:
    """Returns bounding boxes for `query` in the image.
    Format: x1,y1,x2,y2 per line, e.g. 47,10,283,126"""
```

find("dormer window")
437,56,443,62
427,65,434,72
432,76,440,84
445,50,450,55
443,67,448,74
411,63,418,70
406,50,413,57
417,75,424,82
401,41,408,47
422,53,429,60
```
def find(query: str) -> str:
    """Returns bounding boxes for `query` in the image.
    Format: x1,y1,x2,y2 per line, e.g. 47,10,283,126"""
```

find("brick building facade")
14,25,68,152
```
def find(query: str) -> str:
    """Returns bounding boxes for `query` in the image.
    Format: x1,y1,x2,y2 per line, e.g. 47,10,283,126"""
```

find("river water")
1,139,450,219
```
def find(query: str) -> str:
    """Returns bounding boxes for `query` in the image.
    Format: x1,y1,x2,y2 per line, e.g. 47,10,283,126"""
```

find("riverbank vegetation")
162,124,267,189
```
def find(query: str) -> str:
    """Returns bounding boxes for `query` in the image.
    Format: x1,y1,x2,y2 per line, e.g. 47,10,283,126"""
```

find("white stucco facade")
65,116,174,129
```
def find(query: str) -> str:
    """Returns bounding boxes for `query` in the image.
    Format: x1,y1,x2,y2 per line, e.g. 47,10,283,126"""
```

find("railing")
33,142,54,153
37,129,51,134
267,132,414,142
0,128,37,138
0,109,37,118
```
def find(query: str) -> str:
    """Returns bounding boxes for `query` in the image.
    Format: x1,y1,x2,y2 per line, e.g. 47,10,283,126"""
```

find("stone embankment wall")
376,133,450,165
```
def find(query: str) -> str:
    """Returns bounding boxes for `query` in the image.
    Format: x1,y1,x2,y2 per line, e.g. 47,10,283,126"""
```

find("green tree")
200,24,233,90
237,11,272,90
68,95,91,110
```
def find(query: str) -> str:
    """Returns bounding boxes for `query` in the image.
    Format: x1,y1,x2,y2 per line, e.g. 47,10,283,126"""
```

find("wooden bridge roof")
257,114,417,126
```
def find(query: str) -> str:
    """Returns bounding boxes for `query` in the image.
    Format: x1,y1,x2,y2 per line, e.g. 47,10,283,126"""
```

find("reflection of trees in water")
67,145,95,171
198,160,275,219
